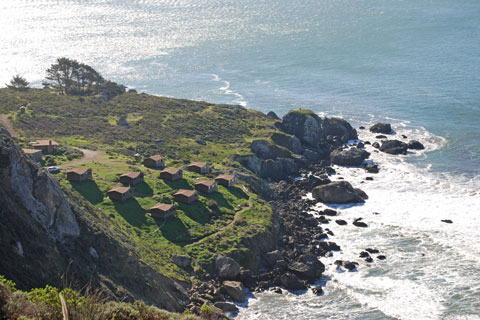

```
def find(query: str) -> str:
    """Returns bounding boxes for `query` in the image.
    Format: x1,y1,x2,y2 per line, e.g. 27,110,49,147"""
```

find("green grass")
1,88,278,279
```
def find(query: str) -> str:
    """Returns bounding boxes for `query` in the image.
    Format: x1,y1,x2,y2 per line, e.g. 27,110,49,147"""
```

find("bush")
206,199,218,210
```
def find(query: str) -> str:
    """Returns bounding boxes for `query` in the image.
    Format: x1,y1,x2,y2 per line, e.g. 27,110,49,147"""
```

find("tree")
6,74,29,91
43,57,125,98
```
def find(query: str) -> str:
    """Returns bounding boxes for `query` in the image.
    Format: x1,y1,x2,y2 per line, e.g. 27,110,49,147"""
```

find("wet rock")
271,287,283,294
380,140,408,155
335,219,347,225
312,181,368,204
365,177,374,181
372,142,380,149
359,126,365,130
408,140,425,150
312,286,323,295
377,255,387,260
365,257,374,263
335,260,358,271
214,301,239,313
322,209,338,216
376,135,387,139
280,272,307,291
359,251,370,258
365,248,380,254
223,281,246,302
402,135,408,139
441,219,453,224
264,250,283,268
353,220,368,228
330,147,370,166
365,164,379,173
370,123,392,134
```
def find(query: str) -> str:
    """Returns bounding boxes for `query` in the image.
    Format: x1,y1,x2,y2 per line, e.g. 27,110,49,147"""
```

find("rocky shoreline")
184,112,426,318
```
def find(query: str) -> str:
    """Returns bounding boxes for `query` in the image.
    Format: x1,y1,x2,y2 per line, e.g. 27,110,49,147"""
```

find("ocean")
1,0,479,318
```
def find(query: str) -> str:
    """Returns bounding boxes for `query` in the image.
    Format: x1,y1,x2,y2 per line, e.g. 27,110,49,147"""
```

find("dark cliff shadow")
70,180,103,205
158,216,192,245
225,185,249,200
133,181,154,197
113,198,146,227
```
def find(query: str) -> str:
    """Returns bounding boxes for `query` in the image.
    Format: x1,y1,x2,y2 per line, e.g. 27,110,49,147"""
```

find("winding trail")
0,115,19,138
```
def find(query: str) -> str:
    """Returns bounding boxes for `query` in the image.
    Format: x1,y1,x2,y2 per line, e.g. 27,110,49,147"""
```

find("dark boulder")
377,255,387,260
330,148,370,166
365,164,379,173
313,181,368,204
370,123,392,134
380,140,408,155
408,140,425,150
215,255,240,280
372,142,380,149
365,248,379,254
280,272,307,291
222,281,246,302
335,219,347,226
322,117,358,144
321,209,337,216
441,219,453,224
335,260,358,271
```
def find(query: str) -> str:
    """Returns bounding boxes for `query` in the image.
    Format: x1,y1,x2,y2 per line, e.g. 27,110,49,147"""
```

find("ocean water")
1,0,479,319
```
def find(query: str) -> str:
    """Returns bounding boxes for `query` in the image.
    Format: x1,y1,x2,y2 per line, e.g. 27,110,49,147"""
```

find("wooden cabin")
148,203,177,220
66,167,92,182
31,140,59,154
22,148,43,162
194,180,218,194
120,171,144,185
143,154,165,169
174,189,199,204
215,174,237,188
107,186,134,202
187,162,210,174
160,168,182,181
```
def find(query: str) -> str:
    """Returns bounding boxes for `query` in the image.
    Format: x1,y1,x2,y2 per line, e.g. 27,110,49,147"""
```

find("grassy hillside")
0,88,277,164
0,88,279,281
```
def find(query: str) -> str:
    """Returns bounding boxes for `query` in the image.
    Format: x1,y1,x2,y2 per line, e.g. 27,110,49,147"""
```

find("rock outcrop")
369,123,392,134
330,147,370,166
0,134,79,242
408,140,425,150
380,140,408,155
312,181,368,203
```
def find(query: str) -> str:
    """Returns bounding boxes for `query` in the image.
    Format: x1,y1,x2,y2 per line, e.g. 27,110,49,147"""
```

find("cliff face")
0,136,79,242
0,135,188,311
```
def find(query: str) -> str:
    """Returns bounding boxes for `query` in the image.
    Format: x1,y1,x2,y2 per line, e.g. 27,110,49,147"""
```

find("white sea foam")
208,73,248,106
238,121,480,320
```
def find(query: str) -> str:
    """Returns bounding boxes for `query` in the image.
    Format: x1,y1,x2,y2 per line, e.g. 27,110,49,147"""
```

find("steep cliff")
0,134,188,311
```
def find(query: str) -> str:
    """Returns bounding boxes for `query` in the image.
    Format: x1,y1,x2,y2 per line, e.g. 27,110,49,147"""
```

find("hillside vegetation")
0,88,279,287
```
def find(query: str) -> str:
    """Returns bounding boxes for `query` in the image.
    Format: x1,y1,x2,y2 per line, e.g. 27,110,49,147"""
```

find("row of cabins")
22,140,60,162
64,158,236,221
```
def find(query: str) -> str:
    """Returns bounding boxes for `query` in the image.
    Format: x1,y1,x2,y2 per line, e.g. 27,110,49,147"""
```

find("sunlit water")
1,1,479,319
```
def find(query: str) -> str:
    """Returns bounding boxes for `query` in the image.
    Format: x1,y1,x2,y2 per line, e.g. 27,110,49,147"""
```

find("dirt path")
0,115,19,138
58,149,102,168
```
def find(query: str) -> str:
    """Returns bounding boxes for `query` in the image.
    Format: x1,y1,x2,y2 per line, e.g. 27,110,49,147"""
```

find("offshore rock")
369,123,392,134
380,140,408,155
408,140,425,150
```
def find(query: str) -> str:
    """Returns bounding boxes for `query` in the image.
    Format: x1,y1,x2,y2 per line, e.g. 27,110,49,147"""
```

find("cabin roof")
174,189,197,197
148,154,164,161
32,140,59,147
161,167,181,175
194,179,216,187
22,148,42,154
188,161,208,168
121,171,143,179
215,174,235,181
108,186,131,194
150,203,175,212
67,167,90,175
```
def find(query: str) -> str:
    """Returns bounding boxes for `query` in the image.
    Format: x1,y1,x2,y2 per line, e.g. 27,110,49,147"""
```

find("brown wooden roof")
174,189,197,197
194,179,216,187
148,154,164,161
188,161,208,168
215,174,235,181
32,140,59,147
22,148,42,154
150,203,175,212
108,186,131,194
161,168,181,175
67,167,90,175
121,171,143,179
